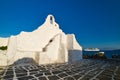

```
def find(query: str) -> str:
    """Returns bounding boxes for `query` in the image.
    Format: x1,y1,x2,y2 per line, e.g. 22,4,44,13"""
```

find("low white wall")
0,50,7,66
67,34,82,62
0,38,8,46
7,36,36,65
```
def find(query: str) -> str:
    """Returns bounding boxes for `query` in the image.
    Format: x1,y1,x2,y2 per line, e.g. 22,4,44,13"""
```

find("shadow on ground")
13,57,37,65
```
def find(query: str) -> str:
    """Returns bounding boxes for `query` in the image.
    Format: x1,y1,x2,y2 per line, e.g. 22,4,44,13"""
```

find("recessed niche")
50,16,53,24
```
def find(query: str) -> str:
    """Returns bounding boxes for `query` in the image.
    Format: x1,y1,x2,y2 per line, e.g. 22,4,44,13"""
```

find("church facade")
0,15,82,66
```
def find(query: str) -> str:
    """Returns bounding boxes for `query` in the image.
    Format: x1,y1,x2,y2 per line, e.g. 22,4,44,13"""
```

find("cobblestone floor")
0,59,120,80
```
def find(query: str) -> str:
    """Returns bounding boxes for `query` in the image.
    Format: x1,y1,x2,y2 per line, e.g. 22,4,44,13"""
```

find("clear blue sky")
0,0,120,49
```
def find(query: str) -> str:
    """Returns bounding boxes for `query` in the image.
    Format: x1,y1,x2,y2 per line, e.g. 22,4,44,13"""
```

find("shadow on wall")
68,50,82,62
13,57,37,65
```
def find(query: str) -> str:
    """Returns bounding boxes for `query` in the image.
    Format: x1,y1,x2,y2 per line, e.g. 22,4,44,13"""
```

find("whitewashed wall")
0,15,82,66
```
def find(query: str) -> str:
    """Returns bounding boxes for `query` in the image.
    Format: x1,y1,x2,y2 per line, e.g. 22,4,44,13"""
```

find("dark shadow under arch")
13,57,37,65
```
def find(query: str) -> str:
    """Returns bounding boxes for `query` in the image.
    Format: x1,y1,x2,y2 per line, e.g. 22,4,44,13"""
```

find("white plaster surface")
0,38,8,46
0,50,7,66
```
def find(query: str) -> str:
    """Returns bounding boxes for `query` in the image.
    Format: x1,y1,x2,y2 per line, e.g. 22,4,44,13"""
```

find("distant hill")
101,49,120,52
112,49,120,51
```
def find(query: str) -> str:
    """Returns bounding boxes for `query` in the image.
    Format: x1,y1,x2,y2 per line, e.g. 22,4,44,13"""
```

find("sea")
83,49,120,59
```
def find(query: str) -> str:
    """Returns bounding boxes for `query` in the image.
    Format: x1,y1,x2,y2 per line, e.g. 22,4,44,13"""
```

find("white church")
0,15,82,66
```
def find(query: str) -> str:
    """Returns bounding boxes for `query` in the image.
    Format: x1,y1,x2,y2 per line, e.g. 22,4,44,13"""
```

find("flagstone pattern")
0,59,120,80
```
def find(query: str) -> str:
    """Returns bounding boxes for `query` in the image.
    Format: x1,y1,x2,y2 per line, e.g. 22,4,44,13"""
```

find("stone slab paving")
0,59,120,80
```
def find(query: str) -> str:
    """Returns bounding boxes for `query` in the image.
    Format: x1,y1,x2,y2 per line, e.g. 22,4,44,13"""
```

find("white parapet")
0,38,8,46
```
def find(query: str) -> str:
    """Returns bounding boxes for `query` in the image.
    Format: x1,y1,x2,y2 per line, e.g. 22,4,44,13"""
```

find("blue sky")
0,0,120,49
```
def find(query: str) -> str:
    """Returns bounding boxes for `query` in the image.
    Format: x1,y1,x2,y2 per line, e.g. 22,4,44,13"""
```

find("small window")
49,39,53,43
50,16,53,24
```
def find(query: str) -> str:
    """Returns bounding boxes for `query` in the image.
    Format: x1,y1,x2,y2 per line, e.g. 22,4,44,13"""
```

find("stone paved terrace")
0,59,120,80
